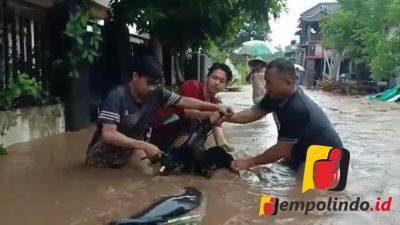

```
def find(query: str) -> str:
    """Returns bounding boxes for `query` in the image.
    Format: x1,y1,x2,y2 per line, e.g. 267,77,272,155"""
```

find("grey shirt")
86,85,182,166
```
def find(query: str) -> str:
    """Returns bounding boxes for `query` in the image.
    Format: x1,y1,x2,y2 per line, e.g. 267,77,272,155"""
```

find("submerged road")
1,85,399,224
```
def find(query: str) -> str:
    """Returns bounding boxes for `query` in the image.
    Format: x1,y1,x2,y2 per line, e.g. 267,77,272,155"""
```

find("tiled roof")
93,0,110,8
300,2,339,22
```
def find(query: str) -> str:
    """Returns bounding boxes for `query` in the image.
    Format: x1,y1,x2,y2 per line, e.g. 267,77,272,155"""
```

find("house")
1,0,207,146
295,2,340,87
0,0,112,89
0,0,151,147
0,0,115,146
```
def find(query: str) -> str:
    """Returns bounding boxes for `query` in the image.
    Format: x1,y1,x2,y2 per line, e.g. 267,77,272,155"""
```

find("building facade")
295,2,340,87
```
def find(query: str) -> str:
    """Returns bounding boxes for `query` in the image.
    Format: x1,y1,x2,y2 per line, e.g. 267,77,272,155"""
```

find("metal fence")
0,1,48,91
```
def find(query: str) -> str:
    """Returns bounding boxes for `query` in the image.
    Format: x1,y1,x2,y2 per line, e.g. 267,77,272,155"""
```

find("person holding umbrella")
233,40,272,104
246,57,268,104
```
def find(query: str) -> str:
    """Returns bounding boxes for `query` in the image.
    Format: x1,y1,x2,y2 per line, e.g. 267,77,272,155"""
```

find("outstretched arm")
182,109,213,120
224,105,266,124
175,96,234,117
230,140,294,171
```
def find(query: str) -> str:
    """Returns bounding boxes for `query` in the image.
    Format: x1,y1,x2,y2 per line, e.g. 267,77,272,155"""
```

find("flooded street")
1,86,399,225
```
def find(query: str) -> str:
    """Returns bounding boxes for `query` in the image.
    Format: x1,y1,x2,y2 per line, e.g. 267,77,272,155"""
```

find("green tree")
322,0,400,80
64,9,102,78
109,0,285,81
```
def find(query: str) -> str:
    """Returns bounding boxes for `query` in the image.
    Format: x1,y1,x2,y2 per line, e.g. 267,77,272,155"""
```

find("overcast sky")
268,0,337,50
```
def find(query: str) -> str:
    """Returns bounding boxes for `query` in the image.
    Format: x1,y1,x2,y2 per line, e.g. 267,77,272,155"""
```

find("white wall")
0,104,65,147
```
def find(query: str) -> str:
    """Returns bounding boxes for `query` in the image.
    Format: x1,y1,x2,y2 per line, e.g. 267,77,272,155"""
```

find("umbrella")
294,64,305,71
233,40,273,57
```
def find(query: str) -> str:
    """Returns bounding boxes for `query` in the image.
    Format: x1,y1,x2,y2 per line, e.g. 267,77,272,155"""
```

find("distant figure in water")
247,57,267,104
222,58,343,170
85,55,234,173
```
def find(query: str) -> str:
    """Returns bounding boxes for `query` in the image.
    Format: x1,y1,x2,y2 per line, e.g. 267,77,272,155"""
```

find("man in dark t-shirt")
224,58,343,171
86,56,234,172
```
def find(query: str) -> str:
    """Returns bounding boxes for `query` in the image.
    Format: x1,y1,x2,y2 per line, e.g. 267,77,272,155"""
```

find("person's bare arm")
252,141,294,165
175,96,234,116
182,109,213,120
213,126,229,146
231,140,294,171
101,123,161,158
224,105,266,124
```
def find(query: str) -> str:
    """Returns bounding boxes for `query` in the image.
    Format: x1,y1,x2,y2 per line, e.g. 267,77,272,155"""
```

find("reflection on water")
0,86,399,225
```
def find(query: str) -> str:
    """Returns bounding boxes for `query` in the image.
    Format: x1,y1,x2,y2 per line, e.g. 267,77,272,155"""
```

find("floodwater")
1,86,399,225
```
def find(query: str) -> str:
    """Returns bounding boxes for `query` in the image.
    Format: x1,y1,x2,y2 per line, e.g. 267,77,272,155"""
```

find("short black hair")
207,63,233,82
129,55,164,85
266,58,296,80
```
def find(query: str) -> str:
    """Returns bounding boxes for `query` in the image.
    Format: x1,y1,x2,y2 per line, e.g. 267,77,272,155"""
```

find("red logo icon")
303,145,350,193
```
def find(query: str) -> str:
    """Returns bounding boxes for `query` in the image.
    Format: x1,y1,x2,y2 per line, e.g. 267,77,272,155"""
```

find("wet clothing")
151,80,222,127
86,85,182,167
257,87,343,168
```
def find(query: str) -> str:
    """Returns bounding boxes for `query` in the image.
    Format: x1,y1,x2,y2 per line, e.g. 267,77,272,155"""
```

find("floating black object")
150,114,234,177
110,187,203,225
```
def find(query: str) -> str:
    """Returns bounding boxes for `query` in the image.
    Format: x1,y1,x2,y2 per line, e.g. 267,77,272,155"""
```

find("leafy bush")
0,74,44,110
64,9,102,78
234,62,250,86
0,143,6,155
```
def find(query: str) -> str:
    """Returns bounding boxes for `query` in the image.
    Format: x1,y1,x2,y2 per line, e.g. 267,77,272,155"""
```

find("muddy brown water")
1,86,399,225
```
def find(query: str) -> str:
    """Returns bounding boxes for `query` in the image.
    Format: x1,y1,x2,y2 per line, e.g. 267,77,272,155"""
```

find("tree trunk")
172,50,184,85
152,37,163,66
64,61,91,131
330,51,343,81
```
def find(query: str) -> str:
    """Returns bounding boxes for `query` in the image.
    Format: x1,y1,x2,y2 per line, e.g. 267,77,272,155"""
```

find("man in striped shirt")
86,55,233,173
